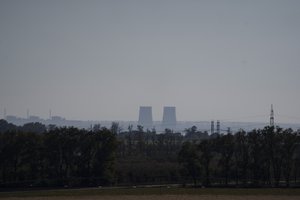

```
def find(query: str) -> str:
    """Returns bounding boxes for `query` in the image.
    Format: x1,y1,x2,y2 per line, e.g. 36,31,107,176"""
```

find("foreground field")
2,195,300,200
1,187,300,199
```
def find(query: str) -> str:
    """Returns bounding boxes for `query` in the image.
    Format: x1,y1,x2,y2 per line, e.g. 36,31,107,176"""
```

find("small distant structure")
270,104,274,127
28,115,41,122
49,116,66,127
138,106,153,129
162,106,176,130
51,116,65,122
6,115,24,126
216,120,220,134
6,115,18,122
211,121,214,134
227,127,231,134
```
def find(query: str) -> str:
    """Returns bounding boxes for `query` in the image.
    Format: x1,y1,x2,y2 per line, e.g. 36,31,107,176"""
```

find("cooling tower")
162,106,176,129
138,106,153,129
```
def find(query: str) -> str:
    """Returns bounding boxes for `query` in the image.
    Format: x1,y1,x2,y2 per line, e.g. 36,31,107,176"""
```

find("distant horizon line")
2,115,300,125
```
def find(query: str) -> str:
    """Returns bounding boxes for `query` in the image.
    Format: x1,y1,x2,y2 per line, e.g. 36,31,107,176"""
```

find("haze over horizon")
1,0,300,123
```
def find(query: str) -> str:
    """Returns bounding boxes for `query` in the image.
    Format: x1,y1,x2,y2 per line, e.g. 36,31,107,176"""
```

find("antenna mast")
270,104,274,127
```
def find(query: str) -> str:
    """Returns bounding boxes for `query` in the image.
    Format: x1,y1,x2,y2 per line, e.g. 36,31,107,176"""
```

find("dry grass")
2,195,300,200
1,188,300,199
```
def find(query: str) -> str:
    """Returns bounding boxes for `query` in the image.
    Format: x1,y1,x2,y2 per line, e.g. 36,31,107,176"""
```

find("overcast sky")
1,0,300,123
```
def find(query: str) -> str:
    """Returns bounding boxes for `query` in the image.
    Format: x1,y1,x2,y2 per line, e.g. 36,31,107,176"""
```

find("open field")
2,195,300,200
1,187,300,199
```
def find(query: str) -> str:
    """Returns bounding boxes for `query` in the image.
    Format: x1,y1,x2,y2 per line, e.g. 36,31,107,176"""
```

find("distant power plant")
138,106,153,129
210,120,223,134
162,106,177,129
138,106,177,130
2,105,279,133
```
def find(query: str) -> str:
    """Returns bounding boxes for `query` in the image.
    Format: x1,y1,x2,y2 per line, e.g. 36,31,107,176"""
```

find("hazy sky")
1,0,300,123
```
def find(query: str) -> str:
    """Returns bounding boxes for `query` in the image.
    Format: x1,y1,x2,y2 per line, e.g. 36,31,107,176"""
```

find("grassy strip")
1,187,300,198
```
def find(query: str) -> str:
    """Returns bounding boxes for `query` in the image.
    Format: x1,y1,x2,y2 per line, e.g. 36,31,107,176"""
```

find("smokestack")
138,106,153,129
162,106,176,130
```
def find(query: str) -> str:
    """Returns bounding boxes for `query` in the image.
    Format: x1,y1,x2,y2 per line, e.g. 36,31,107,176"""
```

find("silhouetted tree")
281,128,297,187
178,142,201,186
216,134,234,185
233,130,249,185
198,139,213,186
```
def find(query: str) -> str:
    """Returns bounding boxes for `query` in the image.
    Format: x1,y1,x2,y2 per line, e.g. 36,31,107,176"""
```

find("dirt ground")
2,195,300,200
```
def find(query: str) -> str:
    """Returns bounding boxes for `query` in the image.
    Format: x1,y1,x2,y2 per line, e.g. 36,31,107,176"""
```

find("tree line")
0,120,117,188
179,126,300,187
0,119,300,188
